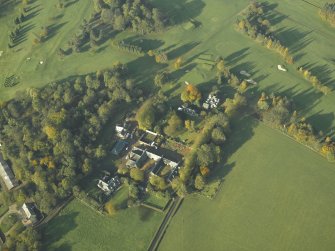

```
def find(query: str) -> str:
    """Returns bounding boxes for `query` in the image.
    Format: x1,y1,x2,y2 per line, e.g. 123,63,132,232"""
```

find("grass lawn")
1,0,334,134
144,192,170,210
159,117,335,251
42,198,165,251
0,213,19,233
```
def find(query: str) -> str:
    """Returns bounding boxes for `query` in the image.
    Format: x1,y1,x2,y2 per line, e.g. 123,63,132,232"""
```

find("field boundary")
148,197,183,251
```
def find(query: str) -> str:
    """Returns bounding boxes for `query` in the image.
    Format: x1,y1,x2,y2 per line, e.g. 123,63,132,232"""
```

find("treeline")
257,92,335,161
298,66,332,95
236,2,294,64
216,58,249,93
111,40,144,56
0,63,140,214
319,3,335,26
95,0,167,34
8,2,31,48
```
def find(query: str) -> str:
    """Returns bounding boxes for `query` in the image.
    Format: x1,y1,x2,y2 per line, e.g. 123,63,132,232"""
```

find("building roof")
112,140,128,155
0,153,17,190
126,147,148,168
21,203,36,220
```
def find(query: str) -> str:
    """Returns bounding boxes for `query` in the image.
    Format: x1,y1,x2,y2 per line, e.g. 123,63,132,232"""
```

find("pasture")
0,0,334,133
42,199,164,251
159,117,335,251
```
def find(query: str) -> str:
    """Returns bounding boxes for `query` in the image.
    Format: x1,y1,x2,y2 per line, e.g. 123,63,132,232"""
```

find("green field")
1,0,334,132
1,0,335,250
42,199,164,251
159,117,335,251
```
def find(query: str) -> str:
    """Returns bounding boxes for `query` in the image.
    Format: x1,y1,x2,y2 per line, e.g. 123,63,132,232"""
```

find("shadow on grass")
301,62,335,89
65,0,79,8
169,63,197,83
42,212,79,249
46,22,68,41
225,47,250,66
24,6,42,22
167,41,200,60
262,2,288,26
50,243,72,251
260,83,333,132
231,61,258,76
153,0,206,26
12,22,35,47
210,116,258,184
0,0,19,18
275,27,312,53
307,112,334,133
138,206,154,222
123,36,165,51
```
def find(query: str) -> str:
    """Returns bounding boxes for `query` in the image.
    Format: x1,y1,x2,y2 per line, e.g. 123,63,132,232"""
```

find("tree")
185,120,195,131
149,175,167,190
130,168,145,182
164,112,184,137
171,177,187,197
43,125,58,141
197,144,215,167
181,84,202,103
136,100,156,130
105,201,117,216
211,127,226,145
174,57,182,69
128,184,139,199
194,174,205,190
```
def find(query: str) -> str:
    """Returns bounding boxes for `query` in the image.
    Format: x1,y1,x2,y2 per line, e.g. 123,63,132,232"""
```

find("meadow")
159,117,335,251
1,0,334,132
1,0,335,250
42,199,164,251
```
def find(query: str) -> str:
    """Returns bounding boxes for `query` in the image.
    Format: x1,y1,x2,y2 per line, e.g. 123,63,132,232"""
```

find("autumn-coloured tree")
174,57,182,69
130,168,145,182
181,84,202,103
194,174,205,190
105,201,117,216
43,125,58,140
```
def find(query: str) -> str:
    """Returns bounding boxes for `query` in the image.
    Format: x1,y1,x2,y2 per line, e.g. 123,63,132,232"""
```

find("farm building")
126,147,148,168
20,202,39,226
112,140,128,156
0,153,18,190
97,176,121,195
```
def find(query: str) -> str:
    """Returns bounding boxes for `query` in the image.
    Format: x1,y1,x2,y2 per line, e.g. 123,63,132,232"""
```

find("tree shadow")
95,23,119,45
0,0,18,18
275,27,312,53
65,0,79,8
261,2,288,26
50,243,72,251
231,61,258,76
123,36,165,51
127,55,167,92
307,112,334,133
225,47,250,66
153,0,206,26
24,6,42,22
294,52,307,62
46,22,68,41
301,62,335,89
138,206,154,222
12,22,35,47
169,63,197,83
41,212,79,248
167,41,200,60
